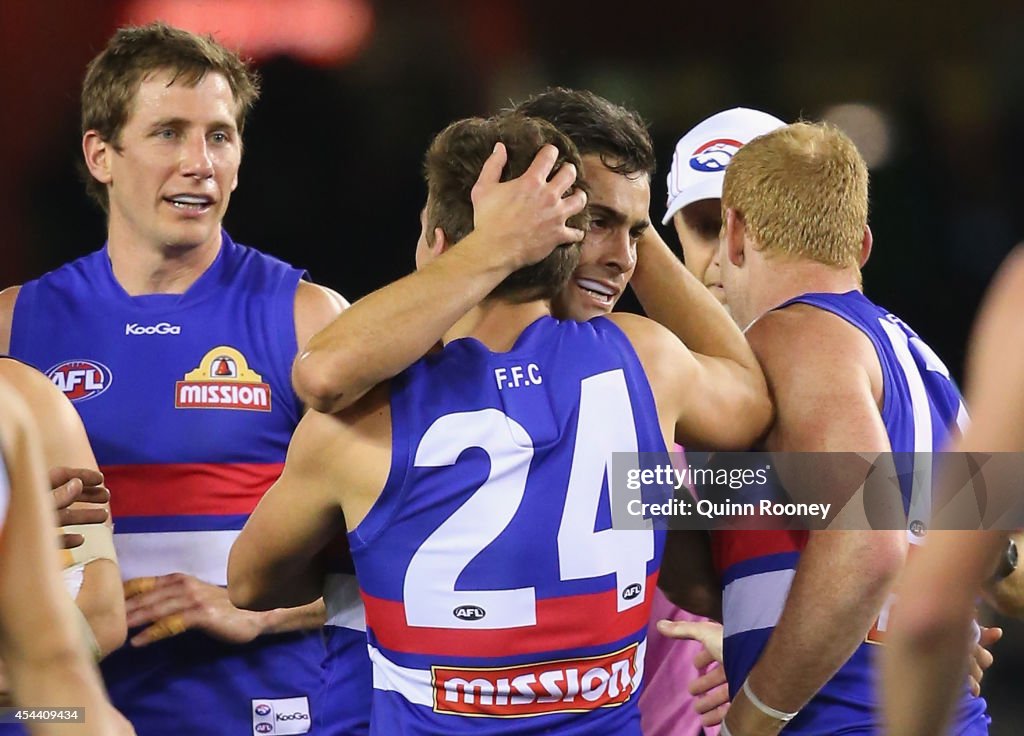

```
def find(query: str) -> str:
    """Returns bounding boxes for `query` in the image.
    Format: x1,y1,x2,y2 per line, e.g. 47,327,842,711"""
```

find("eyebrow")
149,117,237,131
591,204,650,233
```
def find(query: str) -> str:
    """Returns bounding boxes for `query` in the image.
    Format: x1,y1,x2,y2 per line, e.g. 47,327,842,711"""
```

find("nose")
710,238,723,270
600,228,637,273
179,135,214,179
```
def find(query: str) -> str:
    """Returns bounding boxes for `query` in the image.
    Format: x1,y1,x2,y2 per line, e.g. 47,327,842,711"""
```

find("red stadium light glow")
121,0,374,66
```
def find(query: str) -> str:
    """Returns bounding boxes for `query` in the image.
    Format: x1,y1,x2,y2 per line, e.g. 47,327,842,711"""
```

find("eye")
154,128,176,140
591,218,608,230
209,131,231,144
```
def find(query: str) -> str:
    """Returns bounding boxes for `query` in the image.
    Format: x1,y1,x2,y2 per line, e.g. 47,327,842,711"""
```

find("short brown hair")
80,21,260,211
514,87,655,179
423,113,588,302
722,122,869,269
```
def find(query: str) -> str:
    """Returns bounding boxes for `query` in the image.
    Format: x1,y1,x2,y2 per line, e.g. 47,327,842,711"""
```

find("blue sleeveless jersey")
350,316,668,735
9,232,370,736
713,290,988,735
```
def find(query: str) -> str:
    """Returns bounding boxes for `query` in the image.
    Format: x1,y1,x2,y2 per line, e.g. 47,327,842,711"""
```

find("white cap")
662,108,786,225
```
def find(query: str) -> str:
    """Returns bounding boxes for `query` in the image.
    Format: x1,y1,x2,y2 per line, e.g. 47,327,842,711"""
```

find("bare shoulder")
746,303,880,388
0,375,33,455
0,358,96,468
294,281,350,353
290,382,390,467
606,312,687,358
605,311,694,384
290,381,391,528
750,304,889,451
0,358,65,415
0,285,22,354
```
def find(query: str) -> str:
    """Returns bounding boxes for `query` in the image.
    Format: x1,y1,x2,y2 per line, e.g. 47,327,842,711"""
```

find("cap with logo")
662,108,786,225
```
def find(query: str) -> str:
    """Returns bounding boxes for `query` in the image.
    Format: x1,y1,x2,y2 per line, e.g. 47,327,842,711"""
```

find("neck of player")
745,258,862,327
106,227,223,296
443,299,552,352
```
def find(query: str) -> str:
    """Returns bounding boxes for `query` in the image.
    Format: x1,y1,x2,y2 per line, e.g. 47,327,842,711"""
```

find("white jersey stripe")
368,645,435,706
722,569,795,638
324,573,366,632
878,319,934,526
114,530,238,585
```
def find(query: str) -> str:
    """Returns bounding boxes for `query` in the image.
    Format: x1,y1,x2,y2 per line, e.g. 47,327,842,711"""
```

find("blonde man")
700,122,987,735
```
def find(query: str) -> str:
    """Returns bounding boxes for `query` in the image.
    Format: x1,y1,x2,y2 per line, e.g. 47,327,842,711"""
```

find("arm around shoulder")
610,312,772,451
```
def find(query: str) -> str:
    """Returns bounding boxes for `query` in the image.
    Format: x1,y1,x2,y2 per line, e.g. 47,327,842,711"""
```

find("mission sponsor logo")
432,643,639,717
176,346,271,411
46,360,113,402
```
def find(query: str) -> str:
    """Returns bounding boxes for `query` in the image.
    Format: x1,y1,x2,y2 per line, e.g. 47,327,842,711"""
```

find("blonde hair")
722,122,868,269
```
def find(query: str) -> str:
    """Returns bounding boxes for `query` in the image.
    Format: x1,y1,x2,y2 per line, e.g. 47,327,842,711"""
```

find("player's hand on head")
124,573,267,647
470,142,587,270
50,466,109,548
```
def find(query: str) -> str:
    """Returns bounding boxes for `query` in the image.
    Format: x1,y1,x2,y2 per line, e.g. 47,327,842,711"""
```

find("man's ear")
432,227,448,256
859,224,873,268
82,131,114,185
724,207,746,267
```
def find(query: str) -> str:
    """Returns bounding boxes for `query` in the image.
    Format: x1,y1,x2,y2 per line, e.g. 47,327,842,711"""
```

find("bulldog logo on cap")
689,138,744,173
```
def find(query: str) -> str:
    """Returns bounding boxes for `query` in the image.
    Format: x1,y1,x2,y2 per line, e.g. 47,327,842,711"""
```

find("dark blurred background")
2,0,1022,729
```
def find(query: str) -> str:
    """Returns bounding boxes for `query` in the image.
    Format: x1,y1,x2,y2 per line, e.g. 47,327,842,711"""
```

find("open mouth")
575,278,617,306
165,195,214,213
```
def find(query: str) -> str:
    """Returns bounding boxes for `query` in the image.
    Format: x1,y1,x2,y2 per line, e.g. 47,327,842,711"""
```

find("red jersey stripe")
103,462,284,517
362,571,659,658
712,530,808,573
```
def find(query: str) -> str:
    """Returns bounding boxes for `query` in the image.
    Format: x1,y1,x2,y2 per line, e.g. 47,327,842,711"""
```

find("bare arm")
293,281,348,357
292,144,587,414
607,313,772,451
722,309,906,736
884,247,1024,736
230,385,391,610
0,358,126,658
229,411,349,610
0,286,18,355
625,230,771,450
0,379,132,735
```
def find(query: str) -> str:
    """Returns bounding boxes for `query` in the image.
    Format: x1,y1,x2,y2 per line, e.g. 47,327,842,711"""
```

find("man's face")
102,69,242,252
552,154,650,321
672,199,725,304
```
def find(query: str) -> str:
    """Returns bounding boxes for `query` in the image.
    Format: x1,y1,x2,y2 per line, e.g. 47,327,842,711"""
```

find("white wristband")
742,678,799,722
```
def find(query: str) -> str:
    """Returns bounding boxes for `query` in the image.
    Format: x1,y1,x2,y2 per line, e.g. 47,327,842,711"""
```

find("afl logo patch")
689,138,744,173
46,360,113,402
453,605,486,621
621,583,643,601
